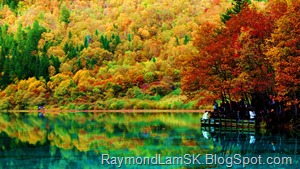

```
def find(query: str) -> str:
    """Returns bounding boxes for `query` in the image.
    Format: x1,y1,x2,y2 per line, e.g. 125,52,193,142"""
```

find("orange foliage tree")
267,0,300,106
182,5,280,104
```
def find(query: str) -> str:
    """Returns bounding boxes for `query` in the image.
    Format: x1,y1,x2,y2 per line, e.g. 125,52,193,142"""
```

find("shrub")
144,72,155,83
77,104,89,110
96,100,106,110
149,94,161,101
68,103,76,110
183,101,197,109
171,101,184,109
170,88,181,96
0,99,11,110
109,100,125,110
124,100,135,109
134,101,150,109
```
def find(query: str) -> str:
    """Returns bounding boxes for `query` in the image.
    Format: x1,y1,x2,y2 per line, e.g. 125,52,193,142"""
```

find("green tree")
100,35,110,51
183,35,190,45
221,0,248,23
50,55,61,74
99,34,121,53
84,35,91,48
60,4,71,24
111,34,121,53
1,0,19,10
25,21,46,56
15,24,26,52
38,54,50,81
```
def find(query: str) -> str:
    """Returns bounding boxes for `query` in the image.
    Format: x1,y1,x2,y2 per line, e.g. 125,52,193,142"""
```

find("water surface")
0,112,299,168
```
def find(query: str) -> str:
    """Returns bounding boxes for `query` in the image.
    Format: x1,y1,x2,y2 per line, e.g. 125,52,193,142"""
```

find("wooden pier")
201,118,256,129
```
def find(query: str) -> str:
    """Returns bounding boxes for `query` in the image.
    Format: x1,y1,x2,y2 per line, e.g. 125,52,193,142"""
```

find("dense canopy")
0,0,299,113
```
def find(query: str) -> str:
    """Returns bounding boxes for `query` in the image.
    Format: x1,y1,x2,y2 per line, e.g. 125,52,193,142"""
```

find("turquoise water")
0,112,299,169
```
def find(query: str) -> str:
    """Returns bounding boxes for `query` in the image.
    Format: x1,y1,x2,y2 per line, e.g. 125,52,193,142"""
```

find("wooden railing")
201,118,255,128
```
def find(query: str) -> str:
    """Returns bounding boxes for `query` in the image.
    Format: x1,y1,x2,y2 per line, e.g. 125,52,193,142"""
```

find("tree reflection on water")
0,112,299,168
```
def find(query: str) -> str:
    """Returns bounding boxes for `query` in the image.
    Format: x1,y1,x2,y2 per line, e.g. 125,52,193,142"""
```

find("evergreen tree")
66,43,77,59
0,25,15,87
25,21,46,56
14,60,22,80
75,58,83,71
127,34,132,42
68,31,72,39
184,35,190,45
15,24,26,52
0,22,49,87
84,35,91,48
110,34,121,53
60,4,71,24
34,55,40,78
99,34,121,53
112,34,121,47
50,55,61,74
28,55,38,78
86,58,97,70
39,54,50,81
42,41,54,54
1,24,8,39
8,0,17,10
0,49,5,78
0,58,12,88
1,0,19,10
63,43,69,54
100,35,110,51
221,0,249,23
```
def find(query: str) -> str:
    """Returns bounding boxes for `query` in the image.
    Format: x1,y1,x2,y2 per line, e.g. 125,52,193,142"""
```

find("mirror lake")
0,112,299,169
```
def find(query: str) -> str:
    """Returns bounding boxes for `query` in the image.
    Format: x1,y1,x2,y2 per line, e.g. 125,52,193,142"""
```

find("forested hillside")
0,0,299,111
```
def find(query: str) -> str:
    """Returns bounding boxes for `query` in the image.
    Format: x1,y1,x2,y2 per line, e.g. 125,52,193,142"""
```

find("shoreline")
0,109,209,113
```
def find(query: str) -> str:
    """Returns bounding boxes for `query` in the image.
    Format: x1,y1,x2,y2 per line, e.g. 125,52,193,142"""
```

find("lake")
0,112,299,169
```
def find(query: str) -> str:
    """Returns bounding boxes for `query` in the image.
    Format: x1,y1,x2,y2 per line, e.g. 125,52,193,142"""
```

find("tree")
267,0,300,105
181,22,219,96
60,4,71,24
221,0,248,23
38,54,50,81
228,6,275,100
15,24,26,51
26,21,46,56
64,43,78,59
266,0,288,20
50,55,61,74
1,0,19,10
183,35,190,45
100,35,111,51
183,6,277,106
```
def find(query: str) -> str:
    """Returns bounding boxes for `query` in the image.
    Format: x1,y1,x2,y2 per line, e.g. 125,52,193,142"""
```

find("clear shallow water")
0,112,299,169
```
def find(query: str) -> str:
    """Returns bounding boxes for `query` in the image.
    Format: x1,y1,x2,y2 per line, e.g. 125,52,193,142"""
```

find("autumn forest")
0,0,299,116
